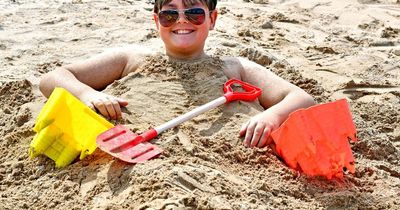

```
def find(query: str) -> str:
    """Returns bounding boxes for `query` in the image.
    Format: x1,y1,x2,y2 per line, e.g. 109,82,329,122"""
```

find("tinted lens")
185,8,205,25
158,10,179,27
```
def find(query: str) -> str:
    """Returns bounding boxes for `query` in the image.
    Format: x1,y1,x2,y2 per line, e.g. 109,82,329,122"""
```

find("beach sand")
0,0,399,209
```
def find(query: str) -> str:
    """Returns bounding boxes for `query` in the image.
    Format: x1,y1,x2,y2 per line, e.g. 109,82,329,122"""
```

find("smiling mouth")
173,29,195,34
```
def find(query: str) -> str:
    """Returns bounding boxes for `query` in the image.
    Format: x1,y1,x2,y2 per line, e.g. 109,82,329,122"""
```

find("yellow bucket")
29,88,113,167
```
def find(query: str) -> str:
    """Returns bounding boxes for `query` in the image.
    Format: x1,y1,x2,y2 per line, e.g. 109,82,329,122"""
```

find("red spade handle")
223,79,262,103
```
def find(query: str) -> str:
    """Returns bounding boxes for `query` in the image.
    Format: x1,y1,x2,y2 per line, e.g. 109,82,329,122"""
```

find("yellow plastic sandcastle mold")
29,88,113,167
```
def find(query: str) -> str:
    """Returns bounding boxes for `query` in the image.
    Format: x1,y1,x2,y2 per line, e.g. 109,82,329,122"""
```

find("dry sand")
1,0,399,209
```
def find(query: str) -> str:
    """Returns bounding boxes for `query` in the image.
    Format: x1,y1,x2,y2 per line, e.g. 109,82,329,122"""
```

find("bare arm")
238,57,315,122
39,46,148,119
40,51,124,96
223,57,315,147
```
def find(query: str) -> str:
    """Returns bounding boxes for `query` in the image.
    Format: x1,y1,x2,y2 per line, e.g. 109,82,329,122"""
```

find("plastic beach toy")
97,79,262,163
29,88,113,167
271,99,357,179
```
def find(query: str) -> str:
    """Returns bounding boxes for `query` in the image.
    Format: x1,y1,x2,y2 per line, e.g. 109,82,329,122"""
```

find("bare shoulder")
221,56,244,80
221,56,271,79
223,56,302,108
104,44,158,77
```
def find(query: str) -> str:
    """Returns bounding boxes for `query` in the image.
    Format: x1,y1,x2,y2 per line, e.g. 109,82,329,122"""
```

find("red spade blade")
96,125,162,163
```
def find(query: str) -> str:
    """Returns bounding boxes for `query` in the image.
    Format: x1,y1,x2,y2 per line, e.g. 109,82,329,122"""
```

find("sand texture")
0,0,399,209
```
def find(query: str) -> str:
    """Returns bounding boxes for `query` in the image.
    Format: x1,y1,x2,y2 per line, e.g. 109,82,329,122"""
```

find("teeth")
174,30,192,34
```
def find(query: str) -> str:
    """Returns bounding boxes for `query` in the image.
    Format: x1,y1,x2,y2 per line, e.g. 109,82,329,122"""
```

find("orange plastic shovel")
97,79,262,163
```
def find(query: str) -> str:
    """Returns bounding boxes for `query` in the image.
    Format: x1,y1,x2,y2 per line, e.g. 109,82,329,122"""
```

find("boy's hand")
80,90,128,120
239,111,281,148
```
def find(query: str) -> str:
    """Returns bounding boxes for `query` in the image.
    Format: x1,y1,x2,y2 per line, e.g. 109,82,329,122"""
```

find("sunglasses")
158,8,206,27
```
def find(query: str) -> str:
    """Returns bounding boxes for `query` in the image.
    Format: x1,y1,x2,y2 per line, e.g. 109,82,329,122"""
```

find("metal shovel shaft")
154,96,227,135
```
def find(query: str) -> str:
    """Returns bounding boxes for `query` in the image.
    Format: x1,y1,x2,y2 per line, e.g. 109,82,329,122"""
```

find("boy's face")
153,0,217,57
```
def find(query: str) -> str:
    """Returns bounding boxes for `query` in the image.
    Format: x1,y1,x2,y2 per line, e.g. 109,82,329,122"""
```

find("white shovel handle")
154,96,227,134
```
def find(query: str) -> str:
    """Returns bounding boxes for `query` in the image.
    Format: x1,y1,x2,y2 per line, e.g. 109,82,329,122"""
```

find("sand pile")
0,0,399,209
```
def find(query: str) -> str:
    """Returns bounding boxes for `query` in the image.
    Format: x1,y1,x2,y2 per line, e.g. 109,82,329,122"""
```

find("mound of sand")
0,0,399,209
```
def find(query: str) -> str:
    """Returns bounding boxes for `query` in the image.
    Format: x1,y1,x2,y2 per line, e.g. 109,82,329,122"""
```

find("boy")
39,0,315,148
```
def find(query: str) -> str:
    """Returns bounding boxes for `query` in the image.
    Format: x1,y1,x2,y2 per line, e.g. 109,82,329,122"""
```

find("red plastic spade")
97,79,262,163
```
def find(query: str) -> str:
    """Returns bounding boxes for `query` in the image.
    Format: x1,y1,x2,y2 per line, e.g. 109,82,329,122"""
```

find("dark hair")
154,0,217,13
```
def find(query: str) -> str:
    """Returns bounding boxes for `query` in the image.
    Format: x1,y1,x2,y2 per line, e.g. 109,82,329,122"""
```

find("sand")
0,0,399,209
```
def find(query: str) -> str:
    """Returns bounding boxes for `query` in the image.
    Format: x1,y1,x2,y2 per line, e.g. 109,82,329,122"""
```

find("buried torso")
104,53,264,146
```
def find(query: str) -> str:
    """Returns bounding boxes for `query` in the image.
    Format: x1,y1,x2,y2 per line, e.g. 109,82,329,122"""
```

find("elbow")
39,71,54,98
286,89,316,109
300,91,316,108
39,68,65,98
